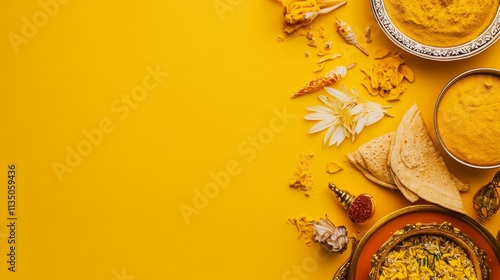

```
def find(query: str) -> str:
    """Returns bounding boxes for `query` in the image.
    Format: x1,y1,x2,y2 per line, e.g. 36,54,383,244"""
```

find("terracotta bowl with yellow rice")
369,0,500,60
434,68,500,169
369,222,489,280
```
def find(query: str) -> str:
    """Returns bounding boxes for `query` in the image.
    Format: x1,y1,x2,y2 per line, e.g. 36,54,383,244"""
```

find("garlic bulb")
312,215,349,254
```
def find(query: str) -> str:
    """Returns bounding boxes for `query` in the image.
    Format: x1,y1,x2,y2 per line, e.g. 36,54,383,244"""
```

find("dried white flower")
304,85,391,147
312,215,349,254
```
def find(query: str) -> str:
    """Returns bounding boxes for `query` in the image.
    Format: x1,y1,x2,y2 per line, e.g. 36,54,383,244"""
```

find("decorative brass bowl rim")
368,222,490,280
434,68,500,169
348,205,500,280
369,0,500,61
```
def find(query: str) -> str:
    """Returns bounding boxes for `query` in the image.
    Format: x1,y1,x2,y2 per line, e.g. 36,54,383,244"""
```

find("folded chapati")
389,104,467,214
347,133,398,189
388,106,421,203
347,153,397,189
348,104,469,214
358,132,396,187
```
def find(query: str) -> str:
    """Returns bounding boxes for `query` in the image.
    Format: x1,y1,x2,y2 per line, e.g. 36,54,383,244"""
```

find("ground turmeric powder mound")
289,152,314,196
287,216,315,246
385,0,499,47
437,74,500,166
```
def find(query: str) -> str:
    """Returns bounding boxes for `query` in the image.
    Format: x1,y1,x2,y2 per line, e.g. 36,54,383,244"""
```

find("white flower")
304,85,391,147
312,215,349,254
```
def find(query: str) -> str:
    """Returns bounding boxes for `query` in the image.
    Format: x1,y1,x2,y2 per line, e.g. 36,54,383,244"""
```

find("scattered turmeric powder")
279,0,347,34
360,49,414,101
305,25,329,49
385,0,499,47
289,152,314,196
287,216,315,246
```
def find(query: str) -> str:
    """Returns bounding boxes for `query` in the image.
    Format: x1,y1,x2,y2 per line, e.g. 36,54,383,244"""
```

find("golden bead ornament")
473,171,500,221
329,182,376,224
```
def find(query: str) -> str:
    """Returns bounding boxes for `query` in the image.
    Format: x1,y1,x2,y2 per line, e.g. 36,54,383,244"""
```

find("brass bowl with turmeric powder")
434,68,500,168
370,0,500,61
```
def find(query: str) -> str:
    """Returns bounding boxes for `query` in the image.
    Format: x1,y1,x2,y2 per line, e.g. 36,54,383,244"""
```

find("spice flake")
288,216,315,246
326,161,343,174
361,49,415,101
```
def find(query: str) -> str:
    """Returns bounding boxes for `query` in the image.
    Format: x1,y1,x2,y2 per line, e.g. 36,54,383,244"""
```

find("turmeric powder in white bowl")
385,0,499,47
435,69,500,168
370,0,500,60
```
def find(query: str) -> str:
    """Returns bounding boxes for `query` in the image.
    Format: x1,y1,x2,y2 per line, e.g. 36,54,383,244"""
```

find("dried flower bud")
312,215,349,254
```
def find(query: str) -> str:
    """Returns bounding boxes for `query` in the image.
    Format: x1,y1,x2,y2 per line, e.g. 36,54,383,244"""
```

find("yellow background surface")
1,0,499,279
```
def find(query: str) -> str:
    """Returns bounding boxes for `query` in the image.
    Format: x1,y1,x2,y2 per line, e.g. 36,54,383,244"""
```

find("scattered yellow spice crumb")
364,26,372,43
276,34,286,43
326,161,343,174
289,152,314,196
287,216,315,246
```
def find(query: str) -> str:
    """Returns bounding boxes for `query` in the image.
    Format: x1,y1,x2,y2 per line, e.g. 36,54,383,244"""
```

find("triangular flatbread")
347,152,397,189
388,112,421,202
390,104,467,214
357,132,397,189
390,168,419,202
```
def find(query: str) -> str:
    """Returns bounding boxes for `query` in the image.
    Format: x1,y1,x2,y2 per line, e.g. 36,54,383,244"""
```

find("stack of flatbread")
347,104,469,214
